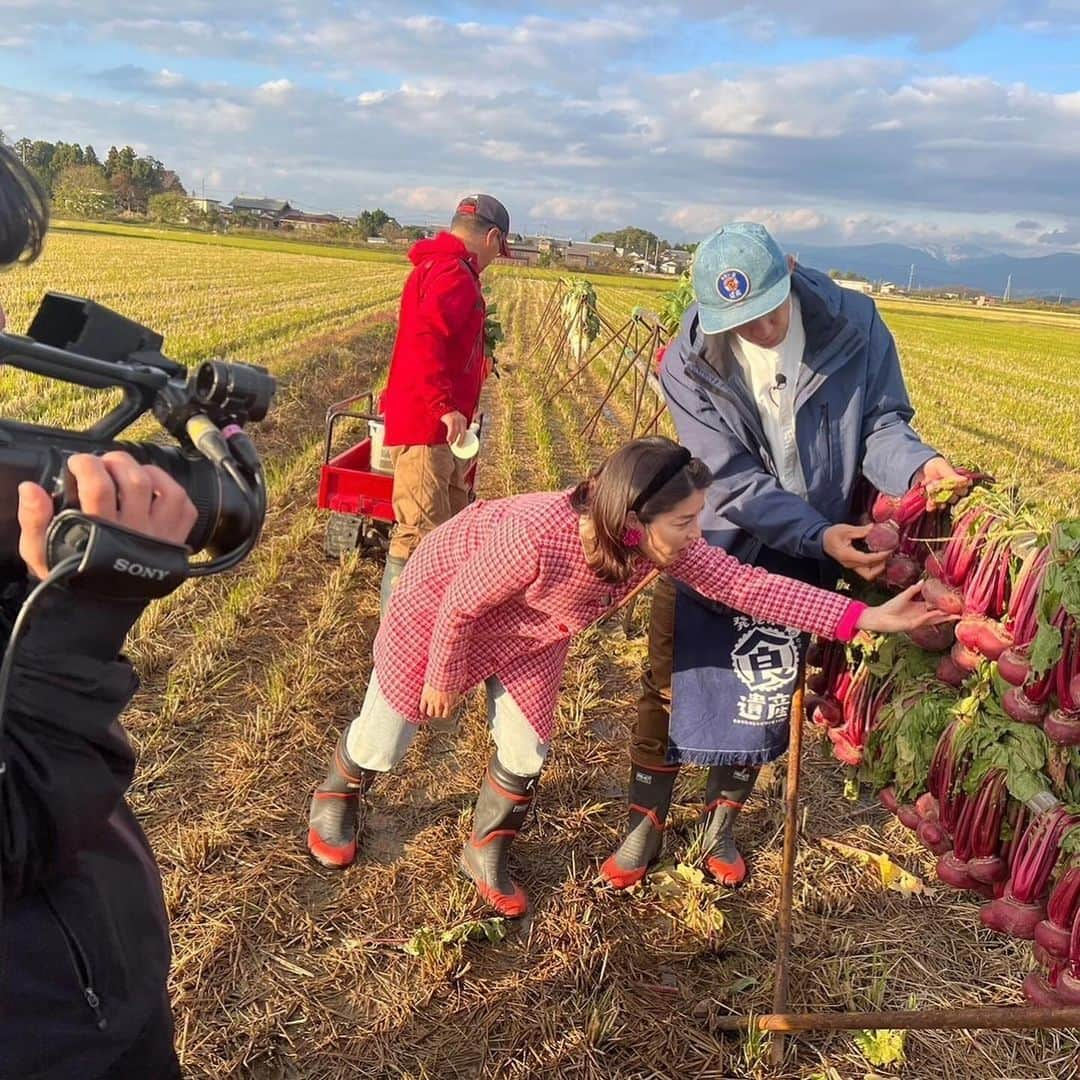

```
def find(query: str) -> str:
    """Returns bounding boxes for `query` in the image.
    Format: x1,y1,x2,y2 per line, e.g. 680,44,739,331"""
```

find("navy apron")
667,549,819,767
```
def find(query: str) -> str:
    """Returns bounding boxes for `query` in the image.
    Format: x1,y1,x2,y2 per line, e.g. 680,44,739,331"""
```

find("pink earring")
622,527,643,548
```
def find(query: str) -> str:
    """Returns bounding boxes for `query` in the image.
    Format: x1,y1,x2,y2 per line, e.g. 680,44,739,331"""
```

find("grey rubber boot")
307,730,377,868
600,760,680,889
459,755,538,918
698,764,759,886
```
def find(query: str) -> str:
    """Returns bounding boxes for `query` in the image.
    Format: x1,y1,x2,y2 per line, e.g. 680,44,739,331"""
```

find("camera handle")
0,331,168,440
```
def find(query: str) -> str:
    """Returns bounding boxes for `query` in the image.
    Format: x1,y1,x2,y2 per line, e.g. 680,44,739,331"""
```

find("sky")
1,2,1079,255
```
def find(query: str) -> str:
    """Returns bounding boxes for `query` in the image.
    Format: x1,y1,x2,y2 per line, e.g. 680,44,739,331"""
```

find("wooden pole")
544,315,634,405
581,322,656,442
538,292,587,393
707,1004,1080,1034
522,282,563,368
770,686,805,1066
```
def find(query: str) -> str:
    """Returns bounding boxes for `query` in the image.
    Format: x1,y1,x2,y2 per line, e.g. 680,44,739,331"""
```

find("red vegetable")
936,654,966,687
917,818,950,854
908,621,956,653
866,521,901,554
1045,625,1080,745
997,646,1032,687
950,640,983,674
924,576,964,615
981,808,1074,939
915,793,940,821
1044,711,1080,746
965,771,1009,884
955,616,1012,661
1034,866,1080,961
1002,687,1048,725
885,554,920,589
1022,968,1064,1007
1052,906,1080,1005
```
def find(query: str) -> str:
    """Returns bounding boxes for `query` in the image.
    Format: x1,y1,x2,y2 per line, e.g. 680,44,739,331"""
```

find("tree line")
0,133,187,219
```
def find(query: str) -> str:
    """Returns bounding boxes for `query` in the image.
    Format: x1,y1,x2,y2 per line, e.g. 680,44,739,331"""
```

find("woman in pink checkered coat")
307,437,950,917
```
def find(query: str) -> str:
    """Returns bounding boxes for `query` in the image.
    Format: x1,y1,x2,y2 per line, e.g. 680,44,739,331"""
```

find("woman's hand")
856,582,957,635
420,683,460,719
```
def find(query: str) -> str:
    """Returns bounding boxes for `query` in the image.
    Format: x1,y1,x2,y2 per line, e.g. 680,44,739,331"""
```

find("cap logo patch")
717,268,750,301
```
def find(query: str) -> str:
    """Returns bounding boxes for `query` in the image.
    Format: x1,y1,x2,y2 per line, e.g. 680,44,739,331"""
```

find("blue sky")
2,2,1079,253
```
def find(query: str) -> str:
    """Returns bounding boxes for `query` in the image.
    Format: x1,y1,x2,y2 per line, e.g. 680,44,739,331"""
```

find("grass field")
0,227,1077,1079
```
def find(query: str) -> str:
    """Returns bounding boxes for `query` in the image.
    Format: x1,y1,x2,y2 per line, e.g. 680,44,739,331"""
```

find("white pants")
345,672,550,778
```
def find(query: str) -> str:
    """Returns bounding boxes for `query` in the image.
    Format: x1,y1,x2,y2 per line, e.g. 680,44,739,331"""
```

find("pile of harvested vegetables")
807,474,1080,1008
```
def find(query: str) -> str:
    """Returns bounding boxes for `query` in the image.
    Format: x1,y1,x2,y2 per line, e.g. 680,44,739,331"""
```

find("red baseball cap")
455,194,511,256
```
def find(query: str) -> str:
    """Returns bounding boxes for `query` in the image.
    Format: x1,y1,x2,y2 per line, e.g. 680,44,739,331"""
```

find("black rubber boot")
698,764,759,886
459,755,538,918
379,554,407,618
600,759,680,889
307,730,377,868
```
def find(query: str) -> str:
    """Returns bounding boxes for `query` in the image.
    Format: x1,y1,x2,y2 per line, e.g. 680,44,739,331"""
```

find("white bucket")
368,417,395,474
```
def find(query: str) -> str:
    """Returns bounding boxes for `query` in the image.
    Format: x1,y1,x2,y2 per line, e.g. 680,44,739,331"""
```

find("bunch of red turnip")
919,515,1080,749
806,476,1080,1006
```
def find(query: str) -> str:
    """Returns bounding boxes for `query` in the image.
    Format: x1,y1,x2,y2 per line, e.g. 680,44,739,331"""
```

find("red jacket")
380,232,487,446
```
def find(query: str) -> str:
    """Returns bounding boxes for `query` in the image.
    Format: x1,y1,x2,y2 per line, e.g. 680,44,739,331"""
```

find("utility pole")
1003,274,1012,302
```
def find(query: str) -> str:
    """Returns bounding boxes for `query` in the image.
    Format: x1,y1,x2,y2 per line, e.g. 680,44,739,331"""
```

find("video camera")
0,291,277,577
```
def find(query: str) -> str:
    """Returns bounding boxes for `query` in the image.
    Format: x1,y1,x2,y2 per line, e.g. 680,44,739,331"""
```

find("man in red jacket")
378,194,510,611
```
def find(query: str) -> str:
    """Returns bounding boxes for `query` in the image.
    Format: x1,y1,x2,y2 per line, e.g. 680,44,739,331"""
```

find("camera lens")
193,360,274,423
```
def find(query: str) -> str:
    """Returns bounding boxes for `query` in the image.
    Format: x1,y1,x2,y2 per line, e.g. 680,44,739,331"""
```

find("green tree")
590,226,666,255
147,192,192,224
357,208,397,237
52,164,112,218
50,142,84,178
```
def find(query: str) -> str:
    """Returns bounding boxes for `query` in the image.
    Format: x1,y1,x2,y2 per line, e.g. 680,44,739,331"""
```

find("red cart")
317,390,482,557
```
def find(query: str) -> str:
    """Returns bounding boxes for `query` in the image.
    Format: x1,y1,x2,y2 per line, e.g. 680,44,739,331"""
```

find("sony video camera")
0,291,277,577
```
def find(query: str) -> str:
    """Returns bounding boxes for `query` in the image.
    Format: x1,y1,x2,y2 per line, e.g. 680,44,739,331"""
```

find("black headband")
630,448,692,514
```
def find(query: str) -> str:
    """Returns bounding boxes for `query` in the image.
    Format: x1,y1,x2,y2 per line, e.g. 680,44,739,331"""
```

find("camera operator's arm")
0,453,196,898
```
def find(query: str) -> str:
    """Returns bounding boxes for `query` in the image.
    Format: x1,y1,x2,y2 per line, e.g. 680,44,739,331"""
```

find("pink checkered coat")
373,492,863,742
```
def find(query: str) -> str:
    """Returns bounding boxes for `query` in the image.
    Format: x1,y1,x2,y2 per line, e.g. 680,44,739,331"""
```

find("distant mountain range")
780,242,1080,300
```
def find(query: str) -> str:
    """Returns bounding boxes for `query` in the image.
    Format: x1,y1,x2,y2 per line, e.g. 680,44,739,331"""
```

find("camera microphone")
775,373,787,390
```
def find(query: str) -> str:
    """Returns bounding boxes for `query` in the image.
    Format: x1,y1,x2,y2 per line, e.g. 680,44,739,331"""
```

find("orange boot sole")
705,850,747,887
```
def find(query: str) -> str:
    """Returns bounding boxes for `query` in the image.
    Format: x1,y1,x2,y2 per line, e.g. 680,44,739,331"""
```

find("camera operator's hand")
17,451,198,580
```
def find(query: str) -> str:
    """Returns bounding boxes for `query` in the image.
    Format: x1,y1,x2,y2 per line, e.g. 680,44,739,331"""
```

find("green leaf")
853,1028,906,1067
1062,822,1080,858
1029,621,1064,678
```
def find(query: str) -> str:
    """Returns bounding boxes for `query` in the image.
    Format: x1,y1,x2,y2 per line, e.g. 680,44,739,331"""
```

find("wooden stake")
708,1004,1080,1034
770,686,805,1066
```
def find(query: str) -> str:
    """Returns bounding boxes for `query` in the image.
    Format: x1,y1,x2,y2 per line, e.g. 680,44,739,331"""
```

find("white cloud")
1,4,1078,251
255,78,293,102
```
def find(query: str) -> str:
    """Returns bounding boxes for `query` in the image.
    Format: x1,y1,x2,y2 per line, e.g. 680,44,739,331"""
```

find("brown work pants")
633,574,678,769
387,443,470,560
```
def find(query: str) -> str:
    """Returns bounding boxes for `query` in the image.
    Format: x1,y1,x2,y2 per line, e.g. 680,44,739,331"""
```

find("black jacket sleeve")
0,584,146,899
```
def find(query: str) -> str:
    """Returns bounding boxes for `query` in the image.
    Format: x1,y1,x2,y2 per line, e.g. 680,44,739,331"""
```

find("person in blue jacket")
601,221,969,891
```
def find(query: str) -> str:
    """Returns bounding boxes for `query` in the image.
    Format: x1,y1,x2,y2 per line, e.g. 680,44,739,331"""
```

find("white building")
837,278,873,294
